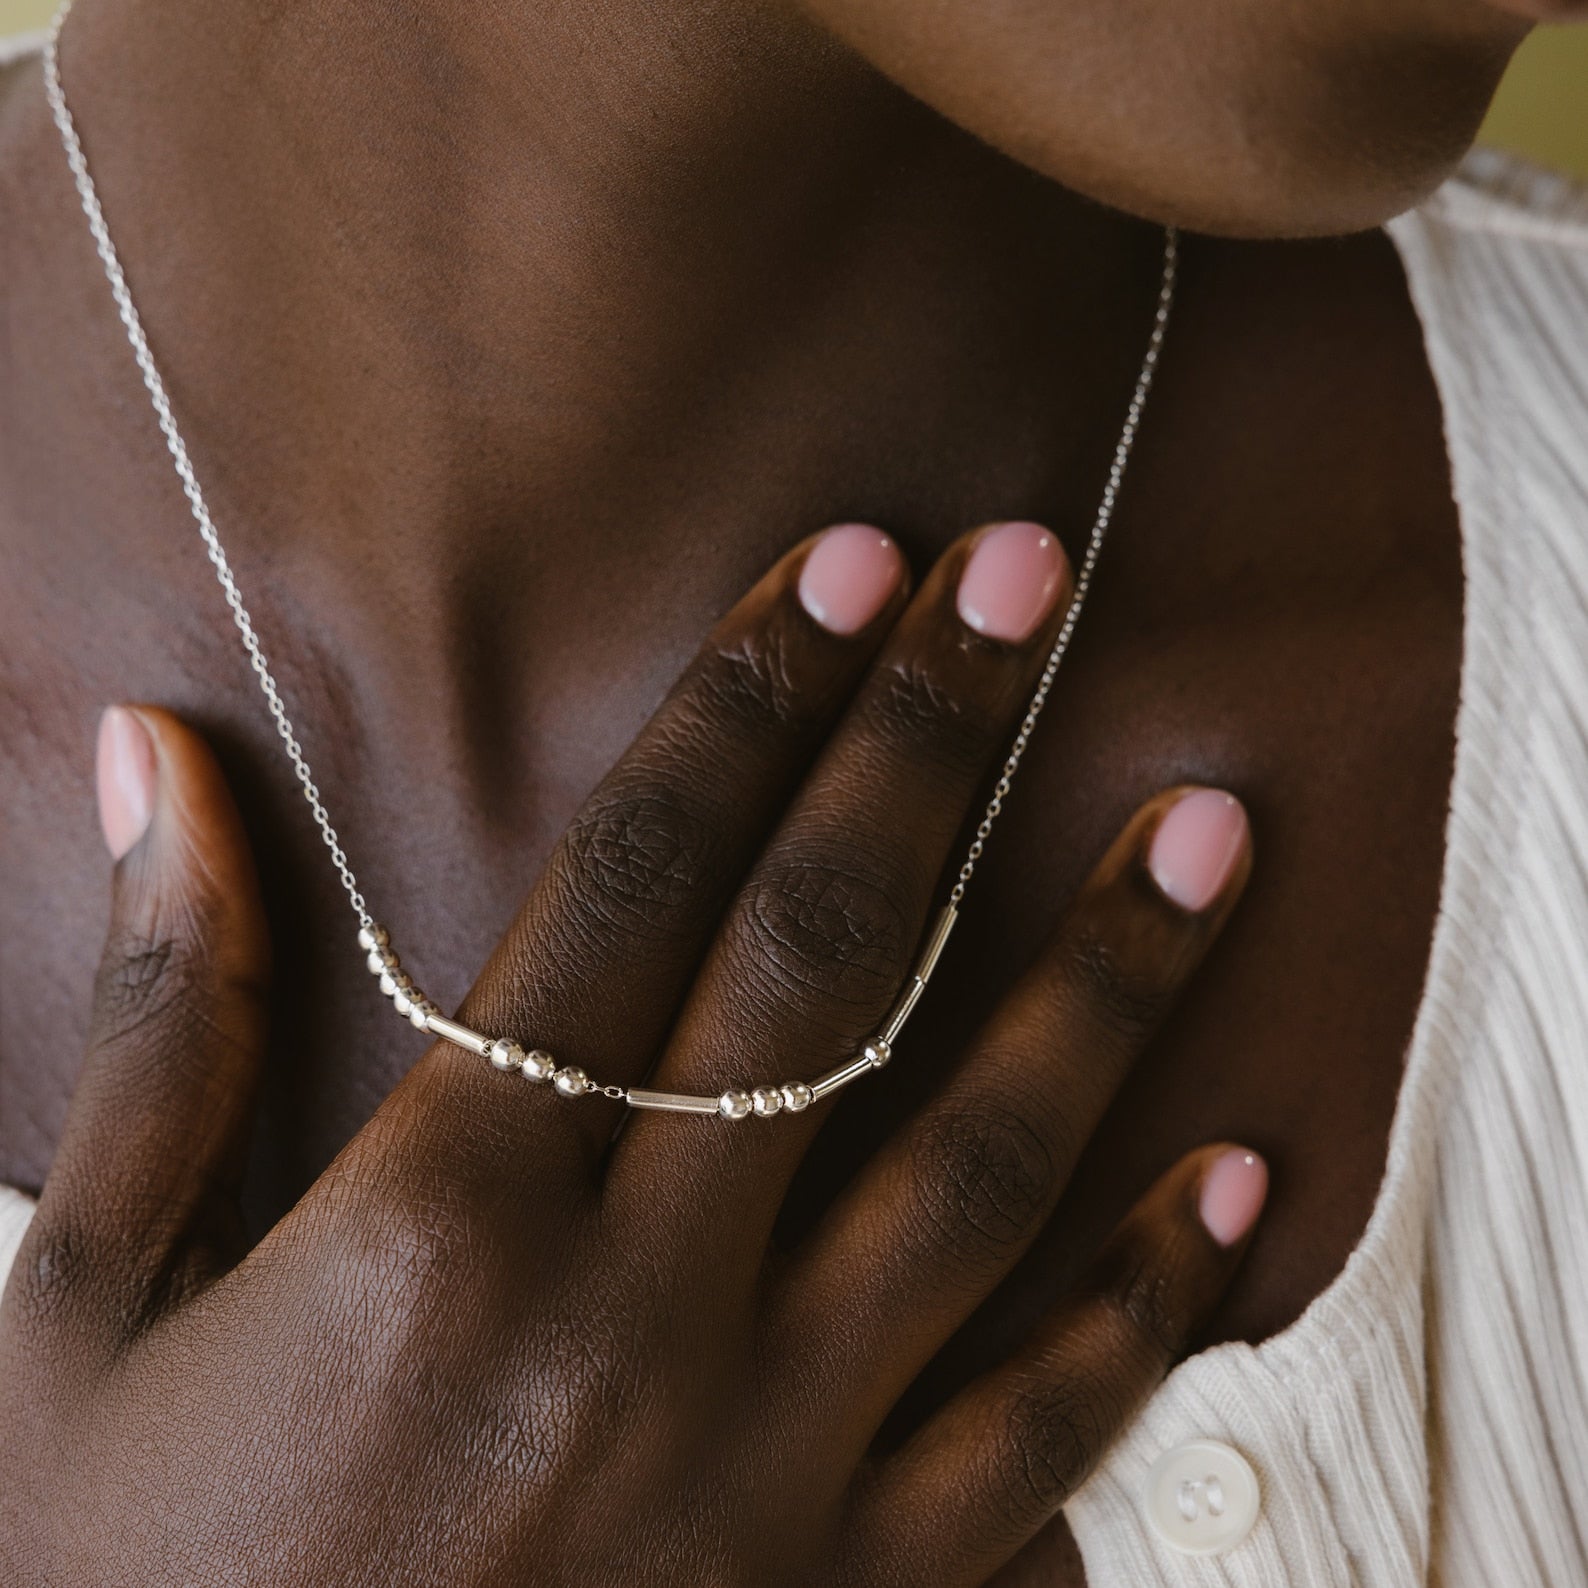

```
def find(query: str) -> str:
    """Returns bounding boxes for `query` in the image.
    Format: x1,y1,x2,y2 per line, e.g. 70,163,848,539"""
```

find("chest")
0,468,1460,1291
0,231,1463,1586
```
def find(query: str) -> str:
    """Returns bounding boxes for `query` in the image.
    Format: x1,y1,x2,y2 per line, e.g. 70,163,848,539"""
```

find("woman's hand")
0,521,1264,1586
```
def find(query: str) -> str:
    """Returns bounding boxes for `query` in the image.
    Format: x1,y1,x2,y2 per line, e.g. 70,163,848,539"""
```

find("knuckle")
734,854,908,1013
89,923,252,1086
994,1372,1110,1523
496,1272,663,1482
559,1303,654,1429
2,1195,172,1348
1059,922,1175,1048
1096,1238,1194,1361
694,626,807,733
317,1161,501,1340
864,655,989,780
7,1205,93,1331
556,778,719,933
93,924,203,1037
909,1098,1056,1271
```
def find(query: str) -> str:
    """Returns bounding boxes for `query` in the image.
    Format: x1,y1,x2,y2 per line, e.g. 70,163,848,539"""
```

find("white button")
1144,1440,1260,1557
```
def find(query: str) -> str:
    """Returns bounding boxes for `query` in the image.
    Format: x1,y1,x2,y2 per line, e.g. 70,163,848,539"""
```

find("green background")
3,1,1585,180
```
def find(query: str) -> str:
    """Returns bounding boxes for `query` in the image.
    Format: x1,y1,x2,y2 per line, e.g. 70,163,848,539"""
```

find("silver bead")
378,970,399,997
392,986,414,1017
357,924,389,953
752,1086,783,1117
521,1049,557,1083
718,1089,752,1120
864,1038,893,1069
408,1000,433,1030
366,948,389,976
780,1082,813,1113
489,1037,525,1073
554,1066,590,1098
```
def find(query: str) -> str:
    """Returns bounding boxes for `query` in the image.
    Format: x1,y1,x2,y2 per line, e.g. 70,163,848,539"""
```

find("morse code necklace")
43,4,1178,1126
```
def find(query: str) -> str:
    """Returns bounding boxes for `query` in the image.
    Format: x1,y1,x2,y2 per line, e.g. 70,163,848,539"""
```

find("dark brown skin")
0,575,1270,1584
0,0,1503,1579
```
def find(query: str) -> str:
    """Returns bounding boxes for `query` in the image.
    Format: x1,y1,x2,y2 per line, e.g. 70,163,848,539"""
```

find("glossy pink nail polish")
1199,1150,1269,1247
798,524,905,635
956,521,1069,643
96,706,157,860
1148,789,1249,912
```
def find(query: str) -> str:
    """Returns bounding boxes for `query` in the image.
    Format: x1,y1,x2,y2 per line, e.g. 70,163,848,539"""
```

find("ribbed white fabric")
0,1188,32,1299
5,25,1588,1583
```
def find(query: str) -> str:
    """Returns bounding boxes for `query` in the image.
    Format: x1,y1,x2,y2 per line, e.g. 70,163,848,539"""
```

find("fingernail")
956,521,1069,643
96,706,157,860
798,524,905,635
1148,788,1249,912
1199,1149,1268,1247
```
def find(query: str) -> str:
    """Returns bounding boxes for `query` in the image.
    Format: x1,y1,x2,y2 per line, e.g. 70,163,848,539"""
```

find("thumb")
30,706,272,1339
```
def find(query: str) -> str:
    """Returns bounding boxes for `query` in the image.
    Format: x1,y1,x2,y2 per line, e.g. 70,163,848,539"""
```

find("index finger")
367,525,909,1190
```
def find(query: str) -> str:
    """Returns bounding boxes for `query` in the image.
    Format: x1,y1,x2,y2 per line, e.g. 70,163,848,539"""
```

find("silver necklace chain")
44,2,372,931
44,1,1178,1123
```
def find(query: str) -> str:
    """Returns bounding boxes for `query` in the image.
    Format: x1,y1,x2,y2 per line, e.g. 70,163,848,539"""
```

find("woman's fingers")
842,1146,1268,1588
378,527,908,1185
776,788,1251,1421
614,521,1074,1218
19,707,270,1343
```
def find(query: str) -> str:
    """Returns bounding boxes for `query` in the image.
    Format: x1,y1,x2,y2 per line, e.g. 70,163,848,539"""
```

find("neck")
54,0,1166,595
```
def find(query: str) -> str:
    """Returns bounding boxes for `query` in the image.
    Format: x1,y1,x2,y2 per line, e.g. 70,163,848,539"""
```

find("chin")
799,0,1529,239
1018,40,1521,239
1005,76,1508,241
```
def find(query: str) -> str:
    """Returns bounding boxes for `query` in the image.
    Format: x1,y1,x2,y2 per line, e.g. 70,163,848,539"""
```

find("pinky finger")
841,1145,1268,1588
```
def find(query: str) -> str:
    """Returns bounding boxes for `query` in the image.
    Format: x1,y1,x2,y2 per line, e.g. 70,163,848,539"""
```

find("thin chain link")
948,229,1177,906
44,0,1174,971
43,2,372,930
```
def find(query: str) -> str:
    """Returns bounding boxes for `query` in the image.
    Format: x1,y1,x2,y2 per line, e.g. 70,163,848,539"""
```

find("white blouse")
5,24,1588,1582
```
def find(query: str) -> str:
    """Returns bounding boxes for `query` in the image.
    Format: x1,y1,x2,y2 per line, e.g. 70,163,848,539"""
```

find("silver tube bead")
915,905,959,982
626,1089,721,1115
426,1014,492,1056
880,978,927,1047
809,1053,875,1102
879,905,960,1046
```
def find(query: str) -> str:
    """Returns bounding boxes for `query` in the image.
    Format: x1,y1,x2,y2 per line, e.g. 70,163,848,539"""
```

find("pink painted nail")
798,524,905,635
1199,1149,1269,1247
96,706,157,861
1148,789,1249,912
956,521,1069,643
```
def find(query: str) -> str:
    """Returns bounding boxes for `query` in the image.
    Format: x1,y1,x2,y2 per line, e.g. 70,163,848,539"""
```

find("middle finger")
613,520,1073,1229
